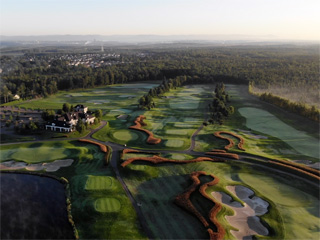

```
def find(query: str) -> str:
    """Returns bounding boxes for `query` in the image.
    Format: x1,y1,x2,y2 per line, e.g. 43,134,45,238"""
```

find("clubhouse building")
45,104,95,132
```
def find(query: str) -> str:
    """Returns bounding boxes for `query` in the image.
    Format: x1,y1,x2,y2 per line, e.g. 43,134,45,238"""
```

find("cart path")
110,149,154,239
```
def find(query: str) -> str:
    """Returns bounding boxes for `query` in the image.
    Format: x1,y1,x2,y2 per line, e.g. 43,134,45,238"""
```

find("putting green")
238,107,319,159
113,130,139,141
94,198,121,213
85,175,113,191
11,147,67,163
165,139,185,148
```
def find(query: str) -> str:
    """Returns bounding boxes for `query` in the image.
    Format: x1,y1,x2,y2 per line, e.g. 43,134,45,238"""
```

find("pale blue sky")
1,0,319,40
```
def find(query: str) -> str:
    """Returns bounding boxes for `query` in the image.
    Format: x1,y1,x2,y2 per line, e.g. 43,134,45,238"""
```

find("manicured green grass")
94,198,121,213
239,173,319,240
120,149,319,240
195,84,319,162
0,141,88,163
1,82,159,112
113,130,139,141
238,107,319,159
85,175,113,191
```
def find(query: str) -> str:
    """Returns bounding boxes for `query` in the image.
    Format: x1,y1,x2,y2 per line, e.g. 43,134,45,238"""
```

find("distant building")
45,105,95,132
13,94,20,100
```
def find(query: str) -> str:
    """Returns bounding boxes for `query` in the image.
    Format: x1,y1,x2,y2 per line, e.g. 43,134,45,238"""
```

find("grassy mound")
94,198,121,213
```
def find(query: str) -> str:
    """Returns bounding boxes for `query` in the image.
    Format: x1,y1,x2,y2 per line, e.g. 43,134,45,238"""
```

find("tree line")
259,92,319,122
206,83,234,125
1,46,318,105
138,76,187,109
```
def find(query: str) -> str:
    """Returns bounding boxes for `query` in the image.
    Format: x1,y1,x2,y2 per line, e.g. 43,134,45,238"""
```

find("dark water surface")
0,173,74,239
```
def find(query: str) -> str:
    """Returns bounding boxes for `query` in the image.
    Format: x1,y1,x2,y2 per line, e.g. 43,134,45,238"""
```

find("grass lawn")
85,175,114,191
1,83,159,112
94,198,121,213
238,107,319,159
239,173,319,240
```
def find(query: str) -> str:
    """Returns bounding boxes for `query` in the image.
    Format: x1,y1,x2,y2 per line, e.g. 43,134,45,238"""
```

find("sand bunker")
117,114,128,120
212,185,269,239
0,159,74,172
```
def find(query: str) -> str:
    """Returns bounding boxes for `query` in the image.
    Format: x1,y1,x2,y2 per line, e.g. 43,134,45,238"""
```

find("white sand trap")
212,185,269,239
44,159,74,172
0,159,74,172
117,114,128,120
0,161,27,170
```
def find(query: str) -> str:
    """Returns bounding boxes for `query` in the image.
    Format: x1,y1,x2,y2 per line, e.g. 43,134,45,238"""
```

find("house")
45,105,95,132
74,104,88,113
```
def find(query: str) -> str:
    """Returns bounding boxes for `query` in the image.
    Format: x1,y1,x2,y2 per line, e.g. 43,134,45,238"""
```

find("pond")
0,173,74,239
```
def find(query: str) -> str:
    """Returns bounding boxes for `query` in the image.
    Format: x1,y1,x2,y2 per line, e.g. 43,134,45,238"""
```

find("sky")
1,0,319,40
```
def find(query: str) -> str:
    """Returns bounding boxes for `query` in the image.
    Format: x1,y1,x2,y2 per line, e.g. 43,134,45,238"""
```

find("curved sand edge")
0,159,74,172
212,185,269,239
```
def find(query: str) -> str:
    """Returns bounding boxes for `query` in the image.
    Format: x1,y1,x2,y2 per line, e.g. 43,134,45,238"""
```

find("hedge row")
78,139,110,166
129,115,161,144
213,131,245,151
270,158,320,177
268,161,320,182
199,175,225,240
210,149,227,153
174,171,209,227
205,151,239,160
78,139,108,153
174,171,225,240
121,155,224,168
122,149,141,155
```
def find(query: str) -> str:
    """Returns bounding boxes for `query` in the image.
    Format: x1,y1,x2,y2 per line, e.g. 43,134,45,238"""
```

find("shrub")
78,139,107,153
121,155,224,168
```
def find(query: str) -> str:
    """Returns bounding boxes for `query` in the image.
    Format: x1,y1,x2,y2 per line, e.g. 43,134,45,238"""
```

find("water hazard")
0,173,74,239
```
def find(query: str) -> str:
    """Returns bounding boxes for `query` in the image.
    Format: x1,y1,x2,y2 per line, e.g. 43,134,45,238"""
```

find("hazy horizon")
1,0,320,41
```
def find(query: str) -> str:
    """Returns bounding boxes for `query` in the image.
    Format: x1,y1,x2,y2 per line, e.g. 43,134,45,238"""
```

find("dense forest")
0,45,318,120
